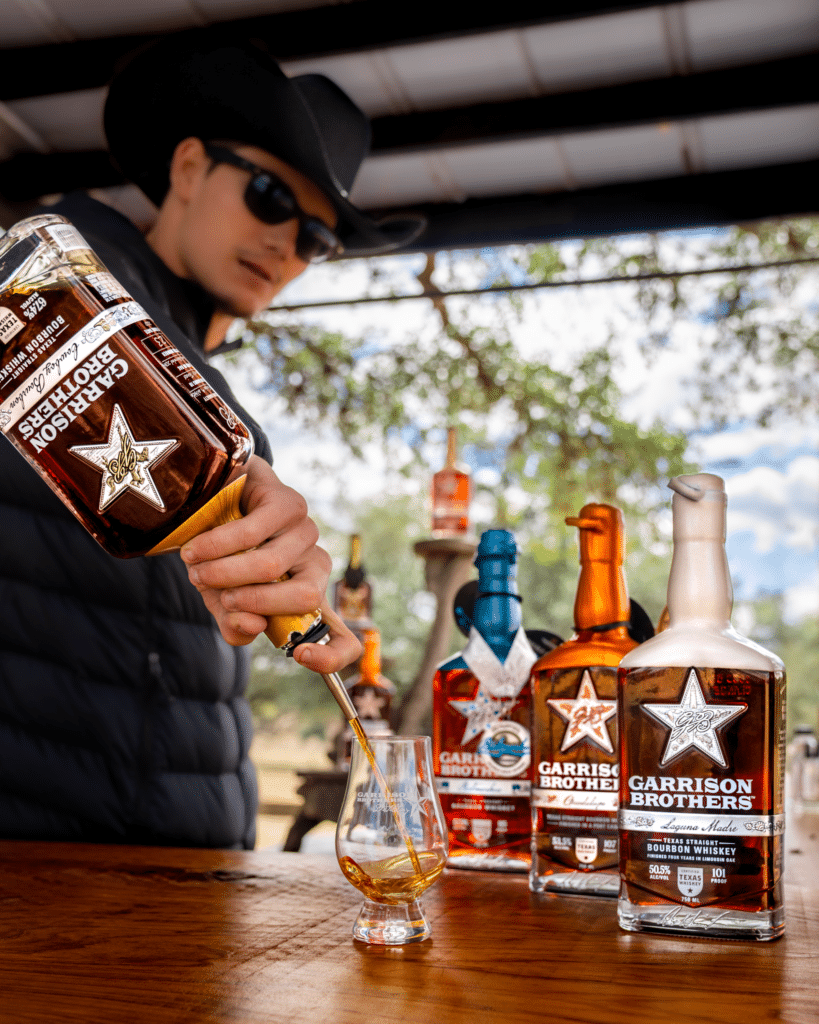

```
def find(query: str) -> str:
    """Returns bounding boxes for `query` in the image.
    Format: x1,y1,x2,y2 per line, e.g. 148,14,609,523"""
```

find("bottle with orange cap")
529,503,644,897
339,627,396,769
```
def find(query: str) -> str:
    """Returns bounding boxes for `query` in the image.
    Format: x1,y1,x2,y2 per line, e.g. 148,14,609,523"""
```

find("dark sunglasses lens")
296,221,339,263
245,175,297,224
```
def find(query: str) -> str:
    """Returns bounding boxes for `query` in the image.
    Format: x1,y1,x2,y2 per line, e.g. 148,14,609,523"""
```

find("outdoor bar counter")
1,812,817,1024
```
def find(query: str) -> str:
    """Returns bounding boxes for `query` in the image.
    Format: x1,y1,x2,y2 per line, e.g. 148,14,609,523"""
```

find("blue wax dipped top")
472,528,523,662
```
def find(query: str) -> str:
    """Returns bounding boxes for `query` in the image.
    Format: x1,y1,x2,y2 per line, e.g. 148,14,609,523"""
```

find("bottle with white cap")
617,473,786,941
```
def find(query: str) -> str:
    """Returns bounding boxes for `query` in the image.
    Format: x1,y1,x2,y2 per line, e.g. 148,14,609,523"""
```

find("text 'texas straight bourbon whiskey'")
0,214,253,557
433,529,536,872
618,474,785,941
530,504,639,897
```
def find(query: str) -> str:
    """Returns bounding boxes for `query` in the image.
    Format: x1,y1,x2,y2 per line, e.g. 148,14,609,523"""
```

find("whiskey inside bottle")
618,665,785,938
530,504,637,897
434,662,532,870
530,665,620,895
0,216,252,557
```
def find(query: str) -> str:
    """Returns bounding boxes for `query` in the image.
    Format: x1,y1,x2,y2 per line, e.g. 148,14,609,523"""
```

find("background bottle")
433,528,536,872
339,627,395,769
530,504,638,897
431,426,470,535
333,533,374,632
618,473,786,941
786,723,818,810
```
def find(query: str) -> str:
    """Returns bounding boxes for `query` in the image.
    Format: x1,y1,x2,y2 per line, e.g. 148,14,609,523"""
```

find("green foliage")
522,219,819,429
743,594,819,736
238,227,817,736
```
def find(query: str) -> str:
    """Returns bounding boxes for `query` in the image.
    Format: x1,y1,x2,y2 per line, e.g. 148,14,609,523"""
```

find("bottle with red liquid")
0,213,253,557
431,426,470,535
530,504,638,897
618,473,786,941
433,528,536,872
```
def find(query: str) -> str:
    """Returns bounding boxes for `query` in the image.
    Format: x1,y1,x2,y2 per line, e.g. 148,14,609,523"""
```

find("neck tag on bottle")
462,626,536,699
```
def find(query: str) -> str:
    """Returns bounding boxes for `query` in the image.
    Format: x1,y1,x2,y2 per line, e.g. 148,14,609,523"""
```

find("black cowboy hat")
103,28,425,256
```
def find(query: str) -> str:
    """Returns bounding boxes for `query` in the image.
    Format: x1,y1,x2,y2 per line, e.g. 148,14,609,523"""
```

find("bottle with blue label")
432,528,536,872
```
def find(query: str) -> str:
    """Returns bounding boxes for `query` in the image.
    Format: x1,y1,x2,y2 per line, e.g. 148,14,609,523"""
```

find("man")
0,30,422,847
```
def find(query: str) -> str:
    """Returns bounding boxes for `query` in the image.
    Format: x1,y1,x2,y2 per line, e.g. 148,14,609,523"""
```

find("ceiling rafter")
0,0,700,101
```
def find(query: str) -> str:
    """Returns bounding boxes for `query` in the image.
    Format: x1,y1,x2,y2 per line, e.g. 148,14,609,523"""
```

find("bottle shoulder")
618,623,784,671
434,653,468,676
531,632,636,671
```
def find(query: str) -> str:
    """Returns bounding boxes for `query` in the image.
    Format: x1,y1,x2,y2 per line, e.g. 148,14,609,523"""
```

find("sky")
214,234,819,626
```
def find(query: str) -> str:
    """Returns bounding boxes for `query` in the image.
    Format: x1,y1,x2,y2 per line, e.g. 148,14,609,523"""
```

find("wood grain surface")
0,813,816,1024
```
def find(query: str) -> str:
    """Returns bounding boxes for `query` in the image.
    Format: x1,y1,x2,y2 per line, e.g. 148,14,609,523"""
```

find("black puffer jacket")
0,193,272,848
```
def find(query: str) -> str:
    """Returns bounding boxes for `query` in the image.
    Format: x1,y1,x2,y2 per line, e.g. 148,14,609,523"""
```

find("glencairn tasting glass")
336,735,448,944
0,214,253,557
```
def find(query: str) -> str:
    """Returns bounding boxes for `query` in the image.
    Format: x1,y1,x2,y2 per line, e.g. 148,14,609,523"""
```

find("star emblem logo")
449,688,507,745
547,669,617,754
353,689,386,719
70,404,178,513
643,669,747,768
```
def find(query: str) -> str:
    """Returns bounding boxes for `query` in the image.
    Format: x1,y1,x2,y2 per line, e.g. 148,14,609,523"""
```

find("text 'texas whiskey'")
618,474,785,941
433,529,536,872
530,504,639,897
0,214,253,557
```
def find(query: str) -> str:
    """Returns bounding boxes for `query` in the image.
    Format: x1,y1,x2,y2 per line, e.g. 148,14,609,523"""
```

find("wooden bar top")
1,812,817,1024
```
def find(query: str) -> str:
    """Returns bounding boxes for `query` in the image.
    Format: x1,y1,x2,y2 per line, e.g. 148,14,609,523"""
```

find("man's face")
175,142,338,318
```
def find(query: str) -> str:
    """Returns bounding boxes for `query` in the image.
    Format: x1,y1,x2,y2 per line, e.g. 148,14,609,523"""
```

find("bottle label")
531,665,620,877
619,665,786,909
0,215,253,556
433,629,536,863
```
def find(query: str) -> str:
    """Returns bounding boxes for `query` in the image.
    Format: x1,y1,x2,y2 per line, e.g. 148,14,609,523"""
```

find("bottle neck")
574,558,630,633
667,484,732,628
445,427,458,469
667,537,732,627
474,556,522,660
343,534,365,589
359,631,382,681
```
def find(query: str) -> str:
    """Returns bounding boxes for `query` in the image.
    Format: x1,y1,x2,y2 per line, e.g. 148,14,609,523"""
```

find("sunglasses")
204,144,343,263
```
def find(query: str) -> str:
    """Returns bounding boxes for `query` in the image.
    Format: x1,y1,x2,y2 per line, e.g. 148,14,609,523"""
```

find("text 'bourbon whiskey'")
530,504,639,897
0,214,253,557
618,474,785,941
433,529,536,872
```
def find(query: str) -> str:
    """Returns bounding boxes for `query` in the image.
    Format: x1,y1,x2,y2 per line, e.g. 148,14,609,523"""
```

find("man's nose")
262,217,300,259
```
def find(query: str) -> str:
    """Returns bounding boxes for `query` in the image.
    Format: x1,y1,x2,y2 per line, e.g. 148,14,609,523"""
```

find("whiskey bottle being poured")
0,213,358,731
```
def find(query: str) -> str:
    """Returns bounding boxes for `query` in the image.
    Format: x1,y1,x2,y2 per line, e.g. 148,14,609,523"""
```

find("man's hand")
179,456,360,672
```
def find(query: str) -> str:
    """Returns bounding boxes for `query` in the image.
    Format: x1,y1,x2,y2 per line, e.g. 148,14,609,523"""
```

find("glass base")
530,869,619,897
352,899,431,945
617,896,785,941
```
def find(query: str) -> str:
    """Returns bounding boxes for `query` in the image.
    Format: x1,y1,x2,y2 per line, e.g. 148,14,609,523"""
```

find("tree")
523,219,819,429
230,220,818,738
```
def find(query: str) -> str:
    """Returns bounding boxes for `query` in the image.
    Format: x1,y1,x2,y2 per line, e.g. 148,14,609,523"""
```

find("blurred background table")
0,811,816,1024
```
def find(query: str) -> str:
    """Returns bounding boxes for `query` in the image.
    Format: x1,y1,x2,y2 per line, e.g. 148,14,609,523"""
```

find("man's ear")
167,137,208,204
